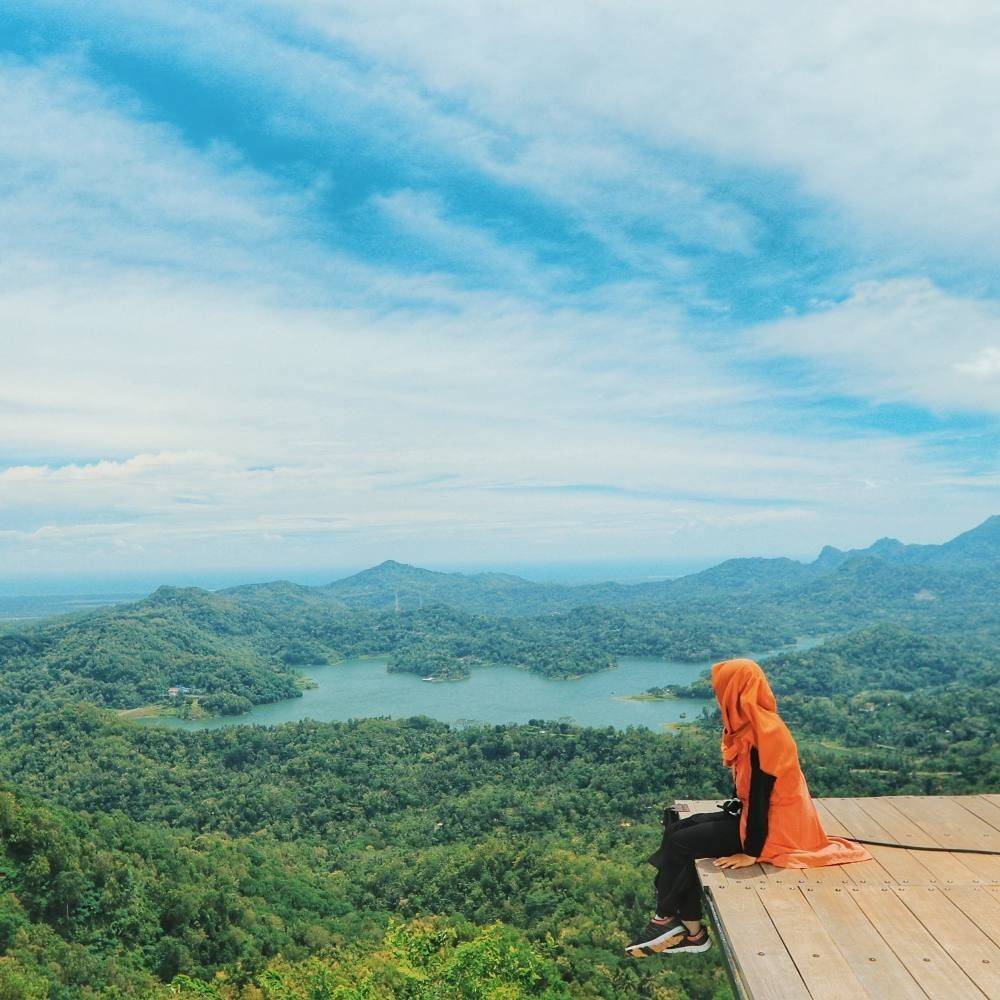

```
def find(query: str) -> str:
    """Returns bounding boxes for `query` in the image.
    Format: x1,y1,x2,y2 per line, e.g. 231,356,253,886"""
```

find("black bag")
646,805,682,868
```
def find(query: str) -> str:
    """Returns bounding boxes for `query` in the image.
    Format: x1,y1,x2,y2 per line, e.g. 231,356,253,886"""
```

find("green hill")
312,516,999,616
2,516,996,713
0,708,734,999
0,516,997,997
1,616,996,998
0,589,303,715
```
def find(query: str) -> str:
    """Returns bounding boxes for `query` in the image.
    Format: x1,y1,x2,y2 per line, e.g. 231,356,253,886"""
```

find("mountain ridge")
4,516,994,708
257,515,1000,615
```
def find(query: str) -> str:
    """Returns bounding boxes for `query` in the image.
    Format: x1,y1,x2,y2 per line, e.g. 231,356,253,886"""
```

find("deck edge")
704,884,752,1000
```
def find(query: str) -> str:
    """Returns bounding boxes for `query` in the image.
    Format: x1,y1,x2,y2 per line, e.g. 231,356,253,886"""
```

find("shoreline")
613,691,679,703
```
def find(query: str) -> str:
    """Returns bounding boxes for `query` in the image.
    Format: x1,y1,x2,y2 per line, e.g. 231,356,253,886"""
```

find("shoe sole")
626,935,712,957
625,928,685,956
660,938,712,954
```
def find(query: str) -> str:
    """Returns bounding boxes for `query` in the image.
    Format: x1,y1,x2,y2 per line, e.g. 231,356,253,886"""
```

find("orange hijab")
712,658,797,778
711,658,871,868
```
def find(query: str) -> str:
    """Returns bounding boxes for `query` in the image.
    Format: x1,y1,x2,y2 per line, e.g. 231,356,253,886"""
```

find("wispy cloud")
0,3,998,577
290,1,1000,271
752,279,1000,414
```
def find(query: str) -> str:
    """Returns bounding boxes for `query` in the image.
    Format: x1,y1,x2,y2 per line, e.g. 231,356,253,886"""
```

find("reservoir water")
139,639,821,732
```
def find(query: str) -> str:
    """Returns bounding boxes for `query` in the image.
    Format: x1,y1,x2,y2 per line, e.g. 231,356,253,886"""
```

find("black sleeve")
743,746,776,858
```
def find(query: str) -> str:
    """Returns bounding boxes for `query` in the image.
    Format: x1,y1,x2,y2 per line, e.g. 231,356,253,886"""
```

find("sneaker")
655,926,712,955
625,918,686,956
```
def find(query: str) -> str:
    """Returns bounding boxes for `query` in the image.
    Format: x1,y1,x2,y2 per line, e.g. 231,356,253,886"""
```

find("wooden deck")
677,795,1000,1000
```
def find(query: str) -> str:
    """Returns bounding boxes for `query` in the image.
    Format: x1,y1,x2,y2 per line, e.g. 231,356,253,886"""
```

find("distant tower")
395,589,401,614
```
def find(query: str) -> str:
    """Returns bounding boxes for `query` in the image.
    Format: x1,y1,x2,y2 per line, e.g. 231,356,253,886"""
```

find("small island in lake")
618,685,681,702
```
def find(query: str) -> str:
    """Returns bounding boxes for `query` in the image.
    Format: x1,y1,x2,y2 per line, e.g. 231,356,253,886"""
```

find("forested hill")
0,521,997,996
1,517,996,711
239,515,1000,642
296,515,1000,619
1,618,996,998
0,587,790,713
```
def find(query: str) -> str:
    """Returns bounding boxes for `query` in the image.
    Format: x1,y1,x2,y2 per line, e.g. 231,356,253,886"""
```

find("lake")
138,639,821,733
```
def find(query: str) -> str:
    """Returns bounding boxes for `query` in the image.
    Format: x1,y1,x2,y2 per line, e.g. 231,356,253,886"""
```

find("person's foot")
651,925,712,955
625,917,686,956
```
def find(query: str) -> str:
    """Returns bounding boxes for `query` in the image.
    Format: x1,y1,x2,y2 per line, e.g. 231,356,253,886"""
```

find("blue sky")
1,1,998,580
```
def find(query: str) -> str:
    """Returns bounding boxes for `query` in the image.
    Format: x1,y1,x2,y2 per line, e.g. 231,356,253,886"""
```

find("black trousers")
653,810,742,921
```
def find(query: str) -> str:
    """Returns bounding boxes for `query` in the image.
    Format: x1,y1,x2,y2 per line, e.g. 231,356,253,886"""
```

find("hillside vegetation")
3,517,997,709
0,517,996,997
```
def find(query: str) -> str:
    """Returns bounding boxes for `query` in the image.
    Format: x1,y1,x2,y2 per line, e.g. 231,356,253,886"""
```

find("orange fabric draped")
711,658,871,868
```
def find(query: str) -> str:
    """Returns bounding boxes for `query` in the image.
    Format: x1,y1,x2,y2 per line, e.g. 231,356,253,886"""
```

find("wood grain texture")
800,885,925,1000
756,885,868,1000
706,881,812,1000
676,795,1000,998
892,884,1000,997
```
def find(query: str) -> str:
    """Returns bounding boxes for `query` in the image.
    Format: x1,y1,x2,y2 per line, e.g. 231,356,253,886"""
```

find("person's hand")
713,853,757,869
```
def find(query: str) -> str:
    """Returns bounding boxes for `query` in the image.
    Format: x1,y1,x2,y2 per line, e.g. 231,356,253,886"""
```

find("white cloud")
956,347,1000,381
0,452,223,482
370,188,561,290
0,16,998,577
752,278,1000,413
11,0,765,275
282,0,1000,263
0,55,293,277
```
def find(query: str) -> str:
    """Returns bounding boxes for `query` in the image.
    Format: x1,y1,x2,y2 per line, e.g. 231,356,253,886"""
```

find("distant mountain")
4,516,994,712
303,516,999,621
811,535,910,569
317,559,579,615
926,513,1000,566
803,516,1000,571
221,579,350,613
645,555,821,599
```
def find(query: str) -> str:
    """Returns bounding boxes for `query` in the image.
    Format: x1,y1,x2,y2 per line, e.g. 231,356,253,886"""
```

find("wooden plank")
705,882,811,999
696,857,771,888
756,885,869,1000
889,796,1000,882
814,800,892,884
800,861,854,885
814,800,852,836
800,885,926,1000
848,884,985,999
822,798,937,884
892,884,1000,998
952,795,1000,834
942,885,1000,948
893,885,1000,997
856,798,980,884
895,796,1000,851
763,860,811,886
695,857,729,890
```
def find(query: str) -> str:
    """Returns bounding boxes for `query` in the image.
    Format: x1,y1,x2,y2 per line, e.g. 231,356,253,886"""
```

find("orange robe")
711,658,871,868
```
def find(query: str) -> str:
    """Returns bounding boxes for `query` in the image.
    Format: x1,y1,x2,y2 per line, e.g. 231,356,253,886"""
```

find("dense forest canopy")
0,517,996,997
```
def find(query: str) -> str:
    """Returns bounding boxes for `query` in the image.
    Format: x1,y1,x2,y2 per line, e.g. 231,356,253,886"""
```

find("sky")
2,1,999,584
